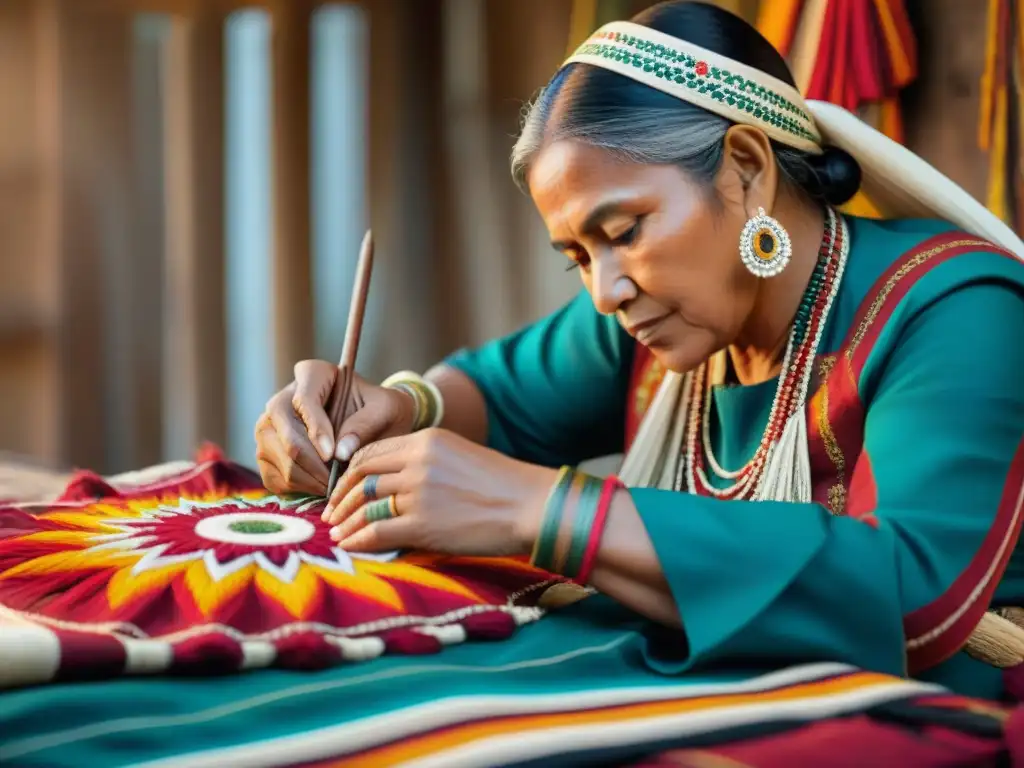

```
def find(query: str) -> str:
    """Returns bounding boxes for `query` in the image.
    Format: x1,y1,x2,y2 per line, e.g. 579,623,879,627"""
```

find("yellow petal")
357,560,483,603
3,530,96,547
312,565,405,613
0,548,132,578
184,559,257,617
254,566,321,620
107,562,188,610
42,511,133,531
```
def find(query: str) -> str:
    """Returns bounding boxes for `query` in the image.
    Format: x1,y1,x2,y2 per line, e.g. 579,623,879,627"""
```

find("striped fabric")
2,661,1020,767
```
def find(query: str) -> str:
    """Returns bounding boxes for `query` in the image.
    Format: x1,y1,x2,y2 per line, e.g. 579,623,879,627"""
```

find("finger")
326,469,410,532
322,466,384,526
257,458,286,494
267,406,331,486
293,360,339,462
336,498,416,552
324,435,415,518
257,424,327,495
331,399,387,463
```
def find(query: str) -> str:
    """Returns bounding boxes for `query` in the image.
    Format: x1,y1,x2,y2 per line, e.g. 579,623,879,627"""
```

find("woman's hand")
254,359,418,496
321,428,558,557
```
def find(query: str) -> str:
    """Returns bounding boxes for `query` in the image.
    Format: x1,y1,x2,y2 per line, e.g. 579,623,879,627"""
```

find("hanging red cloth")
979,0,1024,231
757,0,918,218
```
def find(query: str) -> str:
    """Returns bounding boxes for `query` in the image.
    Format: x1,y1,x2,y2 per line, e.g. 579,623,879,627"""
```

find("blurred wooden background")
0,0,995,474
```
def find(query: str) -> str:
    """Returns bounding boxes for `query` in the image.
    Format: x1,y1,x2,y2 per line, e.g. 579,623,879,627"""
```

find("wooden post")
269,0,315,388
34,0,134,472
0,0,61,465
440,0,515,348
361,0,448,379
162,4,228,460
486,0,576,324
902,0,990,203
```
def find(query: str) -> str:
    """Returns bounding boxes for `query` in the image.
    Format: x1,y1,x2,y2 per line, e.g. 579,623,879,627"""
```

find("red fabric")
0,448,559,687
630,718,1008,768
628,693,1024,768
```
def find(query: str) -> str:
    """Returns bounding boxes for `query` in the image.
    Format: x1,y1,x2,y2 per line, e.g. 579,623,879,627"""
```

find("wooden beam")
162,5,228,460
269,0,315,388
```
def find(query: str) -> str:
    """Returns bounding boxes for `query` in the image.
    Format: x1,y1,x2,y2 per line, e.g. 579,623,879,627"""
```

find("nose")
590,258,637,316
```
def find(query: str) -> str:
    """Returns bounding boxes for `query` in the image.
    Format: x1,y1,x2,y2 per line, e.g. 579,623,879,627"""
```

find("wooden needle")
325,229,374,498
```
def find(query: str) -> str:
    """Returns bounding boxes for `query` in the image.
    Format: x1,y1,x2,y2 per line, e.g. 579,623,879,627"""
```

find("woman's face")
528,139,760,373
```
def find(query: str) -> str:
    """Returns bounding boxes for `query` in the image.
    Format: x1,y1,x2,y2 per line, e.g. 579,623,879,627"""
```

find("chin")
645,343,713,375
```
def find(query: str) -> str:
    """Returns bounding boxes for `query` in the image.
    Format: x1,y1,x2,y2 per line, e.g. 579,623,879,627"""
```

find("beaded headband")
564,21,823,154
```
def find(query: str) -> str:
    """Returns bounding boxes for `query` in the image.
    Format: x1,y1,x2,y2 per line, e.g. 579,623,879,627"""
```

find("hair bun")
806,145,862,206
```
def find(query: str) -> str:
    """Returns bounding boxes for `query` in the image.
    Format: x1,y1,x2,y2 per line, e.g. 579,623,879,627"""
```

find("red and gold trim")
805,230,1022,671
625,344,666,452
903,436,1024,673
807,232,1019,517
806,352,863,517
844,233,1013,377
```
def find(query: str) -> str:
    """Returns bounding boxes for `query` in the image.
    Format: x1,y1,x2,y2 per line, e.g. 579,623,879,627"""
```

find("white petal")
130,544,204,575
253,551,301,583
299,549,355,575
202,550,255,581
87,535,160,552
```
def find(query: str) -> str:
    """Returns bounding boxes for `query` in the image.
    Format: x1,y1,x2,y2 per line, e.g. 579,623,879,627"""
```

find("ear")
713,125,780,218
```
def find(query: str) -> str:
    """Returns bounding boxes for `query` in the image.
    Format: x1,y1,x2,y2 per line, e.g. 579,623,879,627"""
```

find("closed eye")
612,220,640,247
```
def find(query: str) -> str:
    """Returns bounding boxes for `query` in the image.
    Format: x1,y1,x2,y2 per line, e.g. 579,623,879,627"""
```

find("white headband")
565,21,822,154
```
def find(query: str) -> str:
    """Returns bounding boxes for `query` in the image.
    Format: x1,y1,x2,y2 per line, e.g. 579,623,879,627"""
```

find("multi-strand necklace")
678,206,849,500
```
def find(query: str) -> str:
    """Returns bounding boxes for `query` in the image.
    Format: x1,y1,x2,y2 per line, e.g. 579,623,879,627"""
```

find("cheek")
629,223,729,305
631,216,757,331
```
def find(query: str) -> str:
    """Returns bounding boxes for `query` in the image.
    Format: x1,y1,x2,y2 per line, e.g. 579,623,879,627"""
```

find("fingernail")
321,507,331,522
318,436,333,461
335,434,360,461
330,526,343,541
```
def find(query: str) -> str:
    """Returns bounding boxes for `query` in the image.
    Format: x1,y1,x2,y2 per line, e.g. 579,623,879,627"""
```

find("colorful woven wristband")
560,474,605,579
575,475,624,585
530,466,574,572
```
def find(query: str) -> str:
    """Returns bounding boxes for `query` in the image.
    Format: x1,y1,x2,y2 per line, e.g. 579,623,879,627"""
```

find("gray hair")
509,76,839,205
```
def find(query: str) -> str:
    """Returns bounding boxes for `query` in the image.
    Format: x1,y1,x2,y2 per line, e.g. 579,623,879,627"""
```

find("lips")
627,315,668,342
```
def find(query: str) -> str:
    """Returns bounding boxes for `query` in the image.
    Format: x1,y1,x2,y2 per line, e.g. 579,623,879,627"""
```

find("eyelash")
563,220,641,271
614,222,640,247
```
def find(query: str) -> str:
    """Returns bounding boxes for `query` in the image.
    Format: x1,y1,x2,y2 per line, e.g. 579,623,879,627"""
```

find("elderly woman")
256,0,1024,708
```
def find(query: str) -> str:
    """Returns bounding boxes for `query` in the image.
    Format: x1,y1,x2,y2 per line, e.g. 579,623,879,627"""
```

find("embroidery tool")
325,229,374,498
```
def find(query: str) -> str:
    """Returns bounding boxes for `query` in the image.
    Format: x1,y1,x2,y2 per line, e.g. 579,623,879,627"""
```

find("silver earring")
739,207,791,278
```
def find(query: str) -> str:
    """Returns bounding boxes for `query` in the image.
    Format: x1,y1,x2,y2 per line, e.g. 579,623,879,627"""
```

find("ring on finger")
364,497,395,522
363,474,380,502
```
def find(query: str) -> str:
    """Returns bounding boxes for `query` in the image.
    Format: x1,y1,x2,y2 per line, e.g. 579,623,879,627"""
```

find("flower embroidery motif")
0,486,549,631
85,495,396,585
0,457,556,685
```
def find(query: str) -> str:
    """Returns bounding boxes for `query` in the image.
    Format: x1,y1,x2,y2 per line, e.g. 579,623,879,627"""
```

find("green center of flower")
228,520,285,535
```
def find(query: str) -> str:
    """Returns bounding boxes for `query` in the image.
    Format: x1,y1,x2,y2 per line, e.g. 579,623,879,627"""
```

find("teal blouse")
446,216,1024,700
